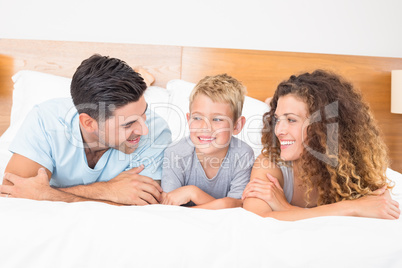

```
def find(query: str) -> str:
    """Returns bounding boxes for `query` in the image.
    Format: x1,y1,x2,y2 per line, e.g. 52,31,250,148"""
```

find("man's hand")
102,165,163,205
0,168,52,200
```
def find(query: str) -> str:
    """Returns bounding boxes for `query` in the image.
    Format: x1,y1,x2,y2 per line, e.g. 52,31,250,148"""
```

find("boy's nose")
200,119,212,131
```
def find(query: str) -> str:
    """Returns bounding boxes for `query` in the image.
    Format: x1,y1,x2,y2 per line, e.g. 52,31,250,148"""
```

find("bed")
0,39,402,268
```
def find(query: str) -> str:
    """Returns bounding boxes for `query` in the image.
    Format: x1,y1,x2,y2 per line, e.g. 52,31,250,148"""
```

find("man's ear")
79,113,98,133
233,116,246,135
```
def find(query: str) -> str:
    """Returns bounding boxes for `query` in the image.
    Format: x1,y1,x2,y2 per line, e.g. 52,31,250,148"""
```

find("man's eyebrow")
120,103,148,127
142,102,148,116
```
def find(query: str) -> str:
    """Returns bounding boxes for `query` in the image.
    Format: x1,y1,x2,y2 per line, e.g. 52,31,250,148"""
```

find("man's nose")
134,119,148,136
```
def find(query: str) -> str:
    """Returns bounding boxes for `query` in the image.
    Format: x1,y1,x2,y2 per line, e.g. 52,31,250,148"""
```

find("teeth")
280,140,295,145
199,137,214,141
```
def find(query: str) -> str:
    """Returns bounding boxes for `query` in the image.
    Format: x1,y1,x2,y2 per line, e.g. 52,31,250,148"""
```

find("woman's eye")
288,118,297,123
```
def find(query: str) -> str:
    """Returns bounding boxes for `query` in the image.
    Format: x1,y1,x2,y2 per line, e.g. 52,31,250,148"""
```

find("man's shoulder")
32,98,75,120
36,97,74,111
145,109,171,140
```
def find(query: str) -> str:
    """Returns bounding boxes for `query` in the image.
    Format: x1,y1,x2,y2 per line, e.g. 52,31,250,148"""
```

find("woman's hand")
350,187,400,219
242,173,292,211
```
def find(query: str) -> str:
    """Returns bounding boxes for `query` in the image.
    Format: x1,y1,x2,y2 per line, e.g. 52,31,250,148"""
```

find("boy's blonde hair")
189,74,247,121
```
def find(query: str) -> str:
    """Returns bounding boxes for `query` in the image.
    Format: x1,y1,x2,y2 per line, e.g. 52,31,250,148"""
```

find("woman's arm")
242,155,400,221
245,192,400,221
242,154,286,216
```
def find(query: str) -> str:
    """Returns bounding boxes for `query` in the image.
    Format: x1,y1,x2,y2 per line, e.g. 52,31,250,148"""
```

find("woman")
242,70,400,220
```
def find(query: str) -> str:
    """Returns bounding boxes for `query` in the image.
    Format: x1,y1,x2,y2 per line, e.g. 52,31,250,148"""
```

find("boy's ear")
79,113,98,133
186,113,190,123
233,116,246,135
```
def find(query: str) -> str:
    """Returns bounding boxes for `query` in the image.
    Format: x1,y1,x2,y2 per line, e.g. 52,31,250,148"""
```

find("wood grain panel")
0,39,182,87
181,47,402,172
0,54,14,136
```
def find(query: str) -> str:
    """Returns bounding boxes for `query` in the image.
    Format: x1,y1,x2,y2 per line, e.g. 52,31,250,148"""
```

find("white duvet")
0,193,402,268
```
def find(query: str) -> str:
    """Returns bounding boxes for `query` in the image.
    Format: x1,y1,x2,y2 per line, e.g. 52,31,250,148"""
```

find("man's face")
97,96,148,154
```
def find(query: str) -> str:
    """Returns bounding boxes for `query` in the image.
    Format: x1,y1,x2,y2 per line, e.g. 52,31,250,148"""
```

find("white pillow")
165,79,269,158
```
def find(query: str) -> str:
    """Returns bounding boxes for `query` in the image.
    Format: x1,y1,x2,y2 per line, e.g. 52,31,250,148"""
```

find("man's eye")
123,122,134,129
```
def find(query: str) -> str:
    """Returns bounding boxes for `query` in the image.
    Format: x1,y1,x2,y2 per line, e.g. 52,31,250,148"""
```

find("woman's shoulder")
251,154,284,182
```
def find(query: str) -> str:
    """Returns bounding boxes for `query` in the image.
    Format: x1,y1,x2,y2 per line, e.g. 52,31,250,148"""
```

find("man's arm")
3,154,161,205
58,166,162,205
4,153,52,185
1,167,123,204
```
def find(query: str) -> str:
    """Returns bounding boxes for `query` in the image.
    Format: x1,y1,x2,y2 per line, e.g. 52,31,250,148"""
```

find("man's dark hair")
70,54,147,121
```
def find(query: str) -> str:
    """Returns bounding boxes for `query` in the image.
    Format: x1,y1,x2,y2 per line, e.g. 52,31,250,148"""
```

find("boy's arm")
162,185,215,206
192,197,242,209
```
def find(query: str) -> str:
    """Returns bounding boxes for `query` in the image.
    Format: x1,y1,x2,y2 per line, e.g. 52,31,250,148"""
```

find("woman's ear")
79,113,98,133
233,116,246,135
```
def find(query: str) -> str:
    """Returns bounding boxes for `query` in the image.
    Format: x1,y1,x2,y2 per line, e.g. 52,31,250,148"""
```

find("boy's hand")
161,185,197,206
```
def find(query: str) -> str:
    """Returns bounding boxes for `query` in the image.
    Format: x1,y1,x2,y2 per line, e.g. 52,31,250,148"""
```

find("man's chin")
118,144,139,154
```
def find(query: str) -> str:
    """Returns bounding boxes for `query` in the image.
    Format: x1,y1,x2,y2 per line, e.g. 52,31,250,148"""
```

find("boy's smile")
197,136,216,143
187,94,238,157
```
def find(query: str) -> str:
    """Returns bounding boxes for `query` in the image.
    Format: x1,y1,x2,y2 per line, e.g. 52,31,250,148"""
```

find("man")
0,54,171,205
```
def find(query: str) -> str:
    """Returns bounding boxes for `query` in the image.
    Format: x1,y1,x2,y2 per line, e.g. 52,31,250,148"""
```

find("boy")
161,74,254,209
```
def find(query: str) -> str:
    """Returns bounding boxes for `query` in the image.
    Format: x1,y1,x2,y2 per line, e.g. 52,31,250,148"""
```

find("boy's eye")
192,116,201,121
212,118,223,122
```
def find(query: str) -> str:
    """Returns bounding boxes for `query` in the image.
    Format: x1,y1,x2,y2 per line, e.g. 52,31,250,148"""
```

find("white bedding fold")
1,198,401,268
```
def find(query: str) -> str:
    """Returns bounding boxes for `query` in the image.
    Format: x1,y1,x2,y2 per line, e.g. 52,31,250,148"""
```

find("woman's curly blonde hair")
261,70,392,206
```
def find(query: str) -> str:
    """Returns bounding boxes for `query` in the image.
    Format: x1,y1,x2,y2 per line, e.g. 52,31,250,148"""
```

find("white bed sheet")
0,196,402,268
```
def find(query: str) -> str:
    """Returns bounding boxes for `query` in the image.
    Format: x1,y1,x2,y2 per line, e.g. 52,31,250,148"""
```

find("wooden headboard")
1,39,401,172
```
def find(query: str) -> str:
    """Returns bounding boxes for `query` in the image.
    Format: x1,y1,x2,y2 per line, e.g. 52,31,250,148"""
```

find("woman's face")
274,94,309,161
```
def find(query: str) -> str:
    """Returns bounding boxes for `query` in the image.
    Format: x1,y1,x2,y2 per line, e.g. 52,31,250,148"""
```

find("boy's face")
187,94,241,157
97,96,149,154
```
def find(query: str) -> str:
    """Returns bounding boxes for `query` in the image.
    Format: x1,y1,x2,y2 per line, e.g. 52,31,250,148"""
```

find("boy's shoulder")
229,136,254,156
164,136,195,158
